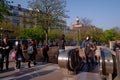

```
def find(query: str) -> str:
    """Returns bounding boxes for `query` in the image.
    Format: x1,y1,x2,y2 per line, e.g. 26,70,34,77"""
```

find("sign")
73,24,82,28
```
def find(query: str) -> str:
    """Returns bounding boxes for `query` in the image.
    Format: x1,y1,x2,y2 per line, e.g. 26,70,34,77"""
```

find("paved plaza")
0,46,102,80
0,61,101,80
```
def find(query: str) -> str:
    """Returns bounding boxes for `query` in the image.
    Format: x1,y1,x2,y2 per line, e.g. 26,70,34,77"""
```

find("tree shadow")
78,62,99,73
0,63,53,79
12,69,57,80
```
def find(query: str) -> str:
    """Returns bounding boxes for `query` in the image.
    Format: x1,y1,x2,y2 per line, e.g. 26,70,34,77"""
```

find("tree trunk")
45,30,48,44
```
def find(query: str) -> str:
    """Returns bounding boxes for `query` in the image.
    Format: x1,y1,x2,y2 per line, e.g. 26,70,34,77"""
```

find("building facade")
4,4,67,31
4,4,38,28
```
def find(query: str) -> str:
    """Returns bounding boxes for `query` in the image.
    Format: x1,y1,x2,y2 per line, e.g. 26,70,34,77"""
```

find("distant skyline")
8,0,120,30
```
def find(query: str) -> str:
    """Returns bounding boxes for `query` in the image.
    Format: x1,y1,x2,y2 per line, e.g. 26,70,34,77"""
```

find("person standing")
0,37,13,71
42,43,49,62
81,36,93,64
30,39,37,65
113,41,120,51
15,44,24,71
81,36,92,49
58,34,66,53
0,45,3,71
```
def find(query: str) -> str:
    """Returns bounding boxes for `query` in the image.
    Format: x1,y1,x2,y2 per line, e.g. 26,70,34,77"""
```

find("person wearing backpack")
85,42,97,65
27,40,37,68
81,36,92,63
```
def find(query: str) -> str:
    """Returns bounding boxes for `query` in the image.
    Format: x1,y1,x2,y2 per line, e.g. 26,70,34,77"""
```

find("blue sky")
9,0,120,30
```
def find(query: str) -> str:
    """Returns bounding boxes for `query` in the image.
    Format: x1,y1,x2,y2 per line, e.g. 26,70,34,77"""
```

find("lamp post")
76,17,80,45
73,17,82,45
76,16,80,24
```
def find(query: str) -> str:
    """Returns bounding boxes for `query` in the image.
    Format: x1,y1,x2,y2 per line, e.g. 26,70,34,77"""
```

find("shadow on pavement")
13,69,56,80
79,62,99,73
0,63,54,80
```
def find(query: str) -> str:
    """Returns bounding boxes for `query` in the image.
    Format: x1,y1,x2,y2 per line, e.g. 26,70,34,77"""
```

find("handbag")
10,50,17,60
22,50,29,60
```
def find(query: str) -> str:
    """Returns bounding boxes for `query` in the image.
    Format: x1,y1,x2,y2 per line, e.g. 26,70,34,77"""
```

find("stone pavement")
0,61,101,80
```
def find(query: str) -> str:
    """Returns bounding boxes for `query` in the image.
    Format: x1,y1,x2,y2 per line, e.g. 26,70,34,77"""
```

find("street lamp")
76,16,80,24
73,17,83,45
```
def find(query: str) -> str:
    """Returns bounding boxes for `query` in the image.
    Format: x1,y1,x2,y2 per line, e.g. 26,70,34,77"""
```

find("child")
15,44,24,71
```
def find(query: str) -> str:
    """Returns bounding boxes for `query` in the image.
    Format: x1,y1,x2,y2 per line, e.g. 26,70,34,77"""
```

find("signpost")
73,17,83,45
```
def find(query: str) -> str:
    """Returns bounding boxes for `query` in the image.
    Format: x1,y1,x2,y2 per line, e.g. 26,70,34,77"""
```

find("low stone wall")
36,46,101,63
36,46,85,63
36,46,59,63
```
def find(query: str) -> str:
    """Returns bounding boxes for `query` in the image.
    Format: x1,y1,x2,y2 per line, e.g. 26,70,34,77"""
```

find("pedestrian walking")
15,43,24,71
81,36,96,65
27,40,37,68
21,43,29,61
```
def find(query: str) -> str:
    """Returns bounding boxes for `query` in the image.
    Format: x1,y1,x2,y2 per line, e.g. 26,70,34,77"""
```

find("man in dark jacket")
113,41,120,51
0,37,13,71
42,43,49,62
58,34,66,54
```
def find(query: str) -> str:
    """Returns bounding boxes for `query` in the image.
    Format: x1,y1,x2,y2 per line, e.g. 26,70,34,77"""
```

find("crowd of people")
0,34,119,72
57,34,98,65
0,34,68,72
0,36,52,72
0,37,38,72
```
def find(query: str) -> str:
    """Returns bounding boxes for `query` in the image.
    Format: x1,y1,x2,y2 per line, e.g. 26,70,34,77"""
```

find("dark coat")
58,38,66,49
84,42,96,57
1,41,13,56
15,44,24,61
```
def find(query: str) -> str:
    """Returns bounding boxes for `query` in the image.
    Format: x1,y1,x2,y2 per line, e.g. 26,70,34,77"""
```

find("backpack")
27,46,33,54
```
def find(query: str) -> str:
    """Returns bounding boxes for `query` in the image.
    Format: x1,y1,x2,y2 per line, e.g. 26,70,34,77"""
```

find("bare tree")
81,17,92,26
112,26,120,33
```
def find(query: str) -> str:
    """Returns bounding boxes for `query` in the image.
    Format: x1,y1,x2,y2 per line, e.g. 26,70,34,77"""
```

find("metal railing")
58,48,83,74
116,48,120,79
100,47,120,80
